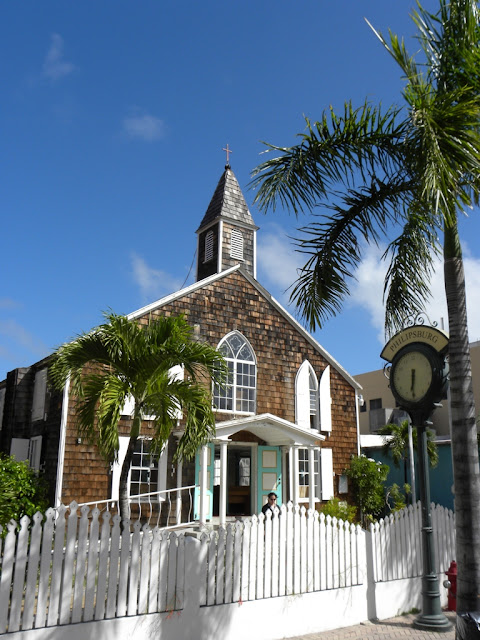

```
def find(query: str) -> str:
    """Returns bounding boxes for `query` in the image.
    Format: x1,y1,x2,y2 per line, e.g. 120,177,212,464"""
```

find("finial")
223,144,232,168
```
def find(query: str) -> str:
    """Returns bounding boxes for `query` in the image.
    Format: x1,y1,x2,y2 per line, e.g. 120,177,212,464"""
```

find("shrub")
0,454,49,531
345,454,389,524
319,497,357,523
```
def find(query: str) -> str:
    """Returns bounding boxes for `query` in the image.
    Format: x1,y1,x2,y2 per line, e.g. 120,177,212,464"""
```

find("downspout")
54,375,70,508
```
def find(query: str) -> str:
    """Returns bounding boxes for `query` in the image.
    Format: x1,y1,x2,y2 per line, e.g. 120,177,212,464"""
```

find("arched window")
296,361,319,429
296,361,332,432
213,332,256,413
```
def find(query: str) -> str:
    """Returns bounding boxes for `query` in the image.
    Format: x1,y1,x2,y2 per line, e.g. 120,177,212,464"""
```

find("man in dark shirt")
262,492,280,517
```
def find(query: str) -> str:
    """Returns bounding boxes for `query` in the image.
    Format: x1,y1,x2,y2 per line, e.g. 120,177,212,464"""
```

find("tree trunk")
444,225,480,614
118,411,142,526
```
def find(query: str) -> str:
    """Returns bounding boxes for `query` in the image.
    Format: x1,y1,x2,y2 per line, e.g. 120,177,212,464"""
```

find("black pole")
413,420,452,632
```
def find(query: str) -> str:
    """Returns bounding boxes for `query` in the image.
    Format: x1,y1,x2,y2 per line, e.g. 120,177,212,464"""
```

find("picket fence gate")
0,500,455,636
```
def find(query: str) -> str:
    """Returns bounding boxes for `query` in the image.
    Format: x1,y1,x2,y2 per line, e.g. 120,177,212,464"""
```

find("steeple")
196,164,258,281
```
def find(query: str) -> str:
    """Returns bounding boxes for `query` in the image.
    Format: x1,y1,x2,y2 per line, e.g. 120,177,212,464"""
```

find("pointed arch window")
213,332,256,413
296,361,332,432
296,361,319,429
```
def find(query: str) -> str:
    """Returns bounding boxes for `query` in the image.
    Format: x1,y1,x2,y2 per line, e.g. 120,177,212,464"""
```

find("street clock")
390,342,448,411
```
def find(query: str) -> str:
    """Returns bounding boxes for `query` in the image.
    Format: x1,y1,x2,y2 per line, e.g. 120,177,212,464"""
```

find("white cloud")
350,242,480,344
257,224,303,306
256,223,480,346
0,298,21,310
42,34,75,81
0,319,48,357
131,253,182,301
122,111,165,142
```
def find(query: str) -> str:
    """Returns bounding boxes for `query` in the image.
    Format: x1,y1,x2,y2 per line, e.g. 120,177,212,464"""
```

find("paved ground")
286,611,457,640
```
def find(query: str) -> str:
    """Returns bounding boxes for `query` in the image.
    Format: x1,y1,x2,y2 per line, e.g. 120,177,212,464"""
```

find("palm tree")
380,420,438,502
50,312,225,520
251,0,480,614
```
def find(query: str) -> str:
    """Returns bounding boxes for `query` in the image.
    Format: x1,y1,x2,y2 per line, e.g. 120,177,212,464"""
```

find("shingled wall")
60,269,358,505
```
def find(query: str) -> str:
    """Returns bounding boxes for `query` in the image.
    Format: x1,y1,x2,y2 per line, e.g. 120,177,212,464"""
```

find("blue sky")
2,0,480,381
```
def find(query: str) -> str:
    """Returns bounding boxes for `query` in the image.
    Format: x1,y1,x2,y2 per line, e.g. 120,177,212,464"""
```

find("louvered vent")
204,230,214,262
230,229,244,260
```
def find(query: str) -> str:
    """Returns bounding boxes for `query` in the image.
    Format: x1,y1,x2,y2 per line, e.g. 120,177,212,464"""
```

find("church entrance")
213,445,252,517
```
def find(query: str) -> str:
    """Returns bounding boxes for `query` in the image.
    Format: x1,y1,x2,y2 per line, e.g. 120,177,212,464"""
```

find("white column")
199,445,208,525
293,446,300,505
219,441,228,526
308,446,316,511
288,446,294,503
281,446,288,506
176,458,183,524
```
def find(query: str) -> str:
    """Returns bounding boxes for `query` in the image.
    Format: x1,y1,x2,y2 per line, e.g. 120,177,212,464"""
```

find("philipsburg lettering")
380,326,449,362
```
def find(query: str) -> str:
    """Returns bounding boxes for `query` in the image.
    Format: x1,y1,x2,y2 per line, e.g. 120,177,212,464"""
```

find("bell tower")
196,163,258,282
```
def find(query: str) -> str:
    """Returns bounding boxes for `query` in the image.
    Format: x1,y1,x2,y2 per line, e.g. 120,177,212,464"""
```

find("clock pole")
411,409,452,632
381,321,451,632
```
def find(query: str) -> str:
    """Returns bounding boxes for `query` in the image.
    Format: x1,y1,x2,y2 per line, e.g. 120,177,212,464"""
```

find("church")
0,163,361,525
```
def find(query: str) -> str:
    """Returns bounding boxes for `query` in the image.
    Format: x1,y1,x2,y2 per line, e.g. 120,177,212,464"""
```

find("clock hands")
411,368,416,398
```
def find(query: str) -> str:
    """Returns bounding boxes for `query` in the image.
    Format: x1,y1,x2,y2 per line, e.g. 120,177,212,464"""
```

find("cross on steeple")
223,144,233,166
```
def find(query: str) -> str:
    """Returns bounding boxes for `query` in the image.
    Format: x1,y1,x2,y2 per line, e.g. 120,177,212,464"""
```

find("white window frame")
28,435,43,472
298,447,321,502
213,332,256,414
111,436,168,503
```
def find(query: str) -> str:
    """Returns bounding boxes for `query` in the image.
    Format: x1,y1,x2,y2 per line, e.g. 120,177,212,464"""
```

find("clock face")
392,350,433,403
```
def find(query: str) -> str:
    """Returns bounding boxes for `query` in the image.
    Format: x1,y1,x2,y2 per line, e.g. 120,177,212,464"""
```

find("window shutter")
320,448,334,500
10,438,30,462
121,394,135,417
295,361,311,429
204,230,214,263
0,388,5,429
319,365,332,433
230,229,244,260
111,436,130,501
32,368,48,422
168,365,184,419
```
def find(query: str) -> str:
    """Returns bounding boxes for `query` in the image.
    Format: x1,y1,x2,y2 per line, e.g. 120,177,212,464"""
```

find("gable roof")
128,265,361,391
197,166,257,230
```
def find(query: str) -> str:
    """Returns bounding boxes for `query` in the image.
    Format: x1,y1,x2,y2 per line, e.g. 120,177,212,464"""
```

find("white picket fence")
369,502,455,582
0,501,455,637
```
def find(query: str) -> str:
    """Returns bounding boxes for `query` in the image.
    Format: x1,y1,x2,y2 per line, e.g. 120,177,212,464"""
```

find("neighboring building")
355,340,480,437
0,164,362,524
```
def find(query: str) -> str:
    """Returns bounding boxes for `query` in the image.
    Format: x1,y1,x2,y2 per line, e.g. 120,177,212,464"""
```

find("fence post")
364,526,377,621
183,536,204,615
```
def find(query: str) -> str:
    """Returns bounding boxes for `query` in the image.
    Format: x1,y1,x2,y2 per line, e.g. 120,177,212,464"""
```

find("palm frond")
289,177,414,330
383,208,440,335
250,101,407,215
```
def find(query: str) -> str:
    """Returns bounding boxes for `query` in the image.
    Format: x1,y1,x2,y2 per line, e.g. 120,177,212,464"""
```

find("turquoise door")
257,446,282,509
194,444,214,521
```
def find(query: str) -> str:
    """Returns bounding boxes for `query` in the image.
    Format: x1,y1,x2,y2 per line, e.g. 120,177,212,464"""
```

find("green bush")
345,455,389,524
0,454,49,531
319,498,357,523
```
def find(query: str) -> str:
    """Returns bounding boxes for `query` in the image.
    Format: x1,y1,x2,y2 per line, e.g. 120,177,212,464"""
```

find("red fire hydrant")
444,561,457,611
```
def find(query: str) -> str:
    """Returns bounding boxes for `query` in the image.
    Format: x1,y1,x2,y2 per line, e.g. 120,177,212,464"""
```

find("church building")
0,163,361,525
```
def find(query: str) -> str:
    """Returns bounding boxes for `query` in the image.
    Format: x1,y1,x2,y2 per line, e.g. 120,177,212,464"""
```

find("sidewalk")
286,611,456,640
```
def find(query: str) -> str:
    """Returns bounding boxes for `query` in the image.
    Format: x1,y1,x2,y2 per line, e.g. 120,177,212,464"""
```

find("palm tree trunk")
444,224,480,614
118,411,142,525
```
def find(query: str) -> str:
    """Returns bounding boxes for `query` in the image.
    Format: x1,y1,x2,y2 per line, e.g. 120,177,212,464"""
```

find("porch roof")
214,413,325,446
